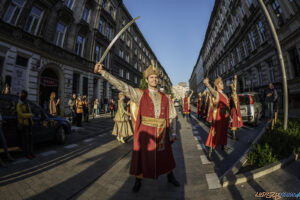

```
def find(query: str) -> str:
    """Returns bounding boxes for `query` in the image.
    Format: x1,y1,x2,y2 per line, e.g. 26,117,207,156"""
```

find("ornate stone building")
195,0,299,113
0,0,172,114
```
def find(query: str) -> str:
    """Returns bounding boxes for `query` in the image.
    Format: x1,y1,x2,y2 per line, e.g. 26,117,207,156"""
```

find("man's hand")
203,78,209,86
94,63,104,75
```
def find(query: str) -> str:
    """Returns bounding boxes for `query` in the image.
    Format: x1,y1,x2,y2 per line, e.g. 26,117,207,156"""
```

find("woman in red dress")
182,90,193,121
203,76,230,160
229,75,243,140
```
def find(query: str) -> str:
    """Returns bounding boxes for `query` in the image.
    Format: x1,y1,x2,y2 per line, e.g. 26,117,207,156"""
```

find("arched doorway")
39,68,59,110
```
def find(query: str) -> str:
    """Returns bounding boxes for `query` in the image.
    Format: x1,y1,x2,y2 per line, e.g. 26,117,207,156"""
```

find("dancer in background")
182,90,193,121
112,92,133,143
196,92,202,119
229,75,243,140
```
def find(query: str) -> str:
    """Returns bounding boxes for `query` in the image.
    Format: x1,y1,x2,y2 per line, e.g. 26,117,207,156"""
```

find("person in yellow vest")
17,90,35,160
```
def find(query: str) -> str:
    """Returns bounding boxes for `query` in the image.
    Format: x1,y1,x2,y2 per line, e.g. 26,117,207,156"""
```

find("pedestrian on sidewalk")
75,95,83,127
93,98,99,119
17,90,35,160
197,92,202,119
0,112,15,167
49,91,60,116
82,95,89,122
229,75,243,140
68,93,77,124
203,76,230,161
182,90,193,121
2,83,10,94
112,92,133,143
109,99,115,118
265,83,278,129
95,61,179,193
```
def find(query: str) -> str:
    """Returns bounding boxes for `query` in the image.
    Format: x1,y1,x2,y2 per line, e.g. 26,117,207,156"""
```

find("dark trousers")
0,128,9,156
110,110,115,118
21,126,34,156
71,110,76,124
76,113,82,127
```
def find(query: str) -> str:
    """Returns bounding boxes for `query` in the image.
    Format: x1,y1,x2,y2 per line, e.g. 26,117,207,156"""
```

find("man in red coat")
203,76,230,161
94,61,179,193
196,92,202,119
182,90,193,121
229,75,243,140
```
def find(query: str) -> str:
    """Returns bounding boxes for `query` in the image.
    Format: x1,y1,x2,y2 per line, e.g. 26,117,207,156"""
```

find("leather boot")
232,131,238,141
167,171,180,187
208,147,212,161
132,178,142,193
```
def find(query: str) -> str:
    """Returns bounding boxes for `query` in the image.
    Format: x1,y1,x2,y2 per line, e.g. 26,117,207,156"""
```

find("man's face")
146,74,158,87
269,83,273,89
217,81,224,90
73,94,76,99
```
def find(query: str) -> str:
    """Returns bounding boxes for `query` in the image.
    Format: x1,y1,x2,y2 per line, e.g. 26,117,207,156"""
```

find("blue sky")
123,0,215,85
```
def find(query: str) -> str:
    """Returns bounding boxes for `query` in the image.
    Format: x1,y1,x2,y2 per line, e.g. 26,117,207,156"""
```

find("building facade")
189,54,204,95
172,82,189,100
195,0,300,113
0,0,172,115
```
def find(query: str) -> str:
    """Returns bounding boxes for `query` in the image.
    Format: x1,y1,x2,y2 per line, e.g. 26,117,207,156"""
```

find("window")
271,0,283,24
139,42,141,47
125,54,130,63
134,76,137,84
231,52,236,66
75,35,85,56
240,3,246,16
82,7,90,22
126,72,130,80
134,48,137,55
64,0,74,9
106,26,111,39
126,39,131,47
119,68,124,77
237,46,242,62
134,62,137,69
257,21,266,43
98,20,104,34
134,36,137,42
235,12,240,25
101,0,106,9
248,31,256,51
109,6,114,15
118,49,124,58
55,23,66,47
121,33,125,41
243,40,249,57
24,6,43,34
16,55,28,67
139,53,141,60
138,65,142,72
288,48,300,77
3,0,26,25
246,0,253,7
94,45,101,62
83,77,88,96
268,60,276,82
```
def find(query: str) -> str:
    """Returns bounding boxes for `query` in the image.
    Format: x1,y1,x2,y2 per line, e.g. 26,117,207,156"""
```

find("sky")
123,0,215,86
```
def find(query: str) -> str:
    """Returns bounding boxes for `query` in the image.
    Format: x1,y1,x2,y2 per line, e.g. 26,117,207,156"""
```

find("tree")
139,72,148,90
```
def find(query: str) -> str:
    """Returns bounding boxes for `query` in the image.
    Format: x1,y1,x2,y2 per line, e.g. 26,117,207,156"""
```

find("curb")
219,120,270,181
222,153,299,187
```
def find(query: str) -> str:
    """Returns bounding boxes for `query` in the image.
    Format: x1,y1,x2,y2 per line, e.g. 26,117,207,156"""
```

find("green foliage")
247,119,300,167
139,73,148,90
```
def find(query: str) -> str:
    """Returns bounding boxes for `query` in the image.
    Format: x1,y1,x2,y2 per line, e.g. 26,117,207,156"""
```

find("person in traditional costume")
182,90,193,121
203,76,230,161
94,61,179,193
229,75,243,140
112,92,133,143
196,92,202,119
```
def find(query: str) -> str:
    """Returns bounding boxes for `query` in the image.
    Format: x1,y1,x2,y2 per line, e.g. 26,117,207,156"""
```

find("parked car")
238,92,263,126
174,99,180,107
0,94,72,147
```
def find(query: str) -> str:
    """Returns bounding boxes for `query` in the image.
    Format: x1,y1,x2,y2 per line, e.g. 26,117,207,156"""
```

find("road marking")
98,134,105,137
84,138,95,143
200,155,212,164
40,150,56,157
197,144,202,150
194,136,199,141
64,144,78,149
205,173,221,189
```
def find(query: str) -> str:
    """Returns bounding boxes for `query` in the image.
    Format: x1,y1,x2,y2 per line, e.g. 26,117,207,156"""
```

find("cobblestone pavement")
0,110,299,200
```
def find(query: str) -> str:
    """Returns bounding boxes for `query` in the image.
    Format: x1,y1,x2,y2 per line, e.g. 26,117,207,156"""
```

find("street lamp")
258,0,288,130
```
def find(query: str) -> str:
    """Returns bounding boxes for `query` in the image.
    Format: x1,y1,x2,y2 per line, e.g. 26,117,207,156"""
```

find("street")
0,110,299,200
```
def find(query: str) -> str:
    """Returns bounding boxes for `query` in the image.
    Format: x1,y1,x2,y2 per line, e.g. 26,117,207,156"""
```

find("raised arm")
95,63,142,104
189,90,193,99
203,78,218,99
